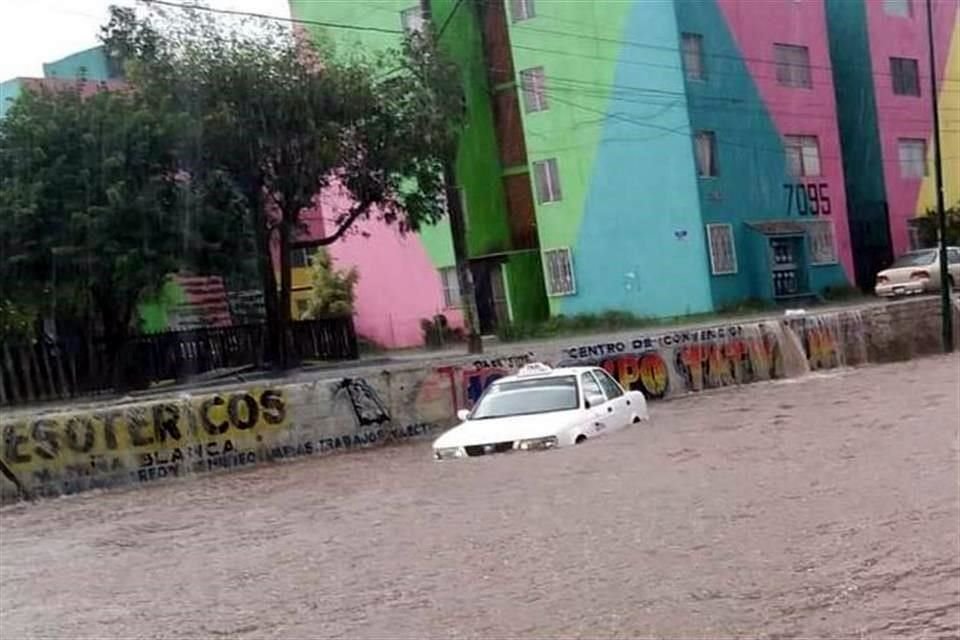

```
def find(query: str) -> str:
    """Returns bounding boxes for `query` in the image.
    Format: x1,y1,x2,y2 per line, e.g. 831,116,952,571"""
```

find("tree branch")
290,203,369,250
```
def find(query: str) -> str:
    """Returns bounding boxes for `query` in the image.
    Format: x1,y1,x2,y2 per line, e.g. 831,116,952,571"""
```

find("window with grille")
784,135,822,177
883,0,912,18
898,138,927,178
706,224,737,275
400,6,426,33
439,267,462,308
807,220,837,265
520,67,548,113
890,57,920,96
681,33,706,81
774,44,812,88
695,131,718,177
290,248,312,268
544,248,575,296
533,158,562,203
510,0,535,22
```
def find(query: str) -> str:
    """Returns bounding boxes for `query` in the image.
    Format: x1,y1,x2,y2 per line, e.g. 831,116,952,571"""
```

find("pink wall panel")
716,0,855,280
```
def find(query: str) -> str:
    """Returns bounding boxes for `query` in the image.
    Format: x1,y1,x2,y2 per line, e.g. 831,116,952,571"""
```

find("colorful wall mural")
828,0,960,285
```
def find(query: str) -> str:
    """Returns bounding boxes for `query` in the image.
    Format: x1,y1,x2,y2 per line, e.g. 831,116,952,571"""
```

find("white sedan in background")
432,363,649,460
875,246,960,297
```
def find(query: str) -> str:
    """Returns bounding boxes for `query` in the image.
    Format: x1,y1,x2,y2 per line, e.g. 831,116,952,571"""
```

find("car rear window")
471,376,579,419
891,250,936,268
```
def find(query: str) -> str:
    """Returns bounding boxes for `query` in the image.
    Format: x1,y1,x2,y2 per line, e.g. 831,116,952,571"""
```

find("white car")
432,363,649,460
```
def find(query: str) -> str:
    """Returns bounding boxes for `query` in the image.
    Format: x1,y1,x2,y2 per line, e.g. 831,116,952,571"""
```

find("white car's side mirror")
457,409,470,421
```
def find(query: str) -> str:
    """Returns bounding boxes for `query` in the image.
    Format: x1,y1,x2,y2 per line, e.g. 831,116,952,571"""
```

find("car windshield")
471,376,579,420
891,250,937,268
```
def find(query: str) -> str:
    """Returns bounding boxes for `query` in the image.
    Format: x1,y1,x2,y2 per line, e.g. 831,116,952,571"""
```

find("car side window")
580,373,606,407
949,249,960,264
593,369,624,399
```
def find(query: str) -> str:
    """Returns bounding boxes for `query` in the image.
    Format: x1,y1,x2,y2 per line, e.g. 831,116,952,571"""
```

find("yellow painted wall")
917,23,960,214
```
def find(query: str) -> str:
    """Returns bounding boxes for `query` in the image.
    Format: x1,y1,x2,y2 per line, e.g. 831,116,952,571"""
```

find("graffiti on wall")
1,375,446,501
1,388,287,498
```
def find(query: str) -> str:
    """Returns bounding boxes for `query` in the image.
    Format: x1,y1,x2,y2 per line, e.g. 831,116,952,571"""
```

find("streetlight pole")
925,0,954,352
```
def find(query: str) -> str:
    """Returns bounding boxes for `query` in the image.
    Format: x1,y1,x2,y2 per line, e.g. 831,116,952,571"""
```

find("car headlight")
434,446,466,460
516,436,558,451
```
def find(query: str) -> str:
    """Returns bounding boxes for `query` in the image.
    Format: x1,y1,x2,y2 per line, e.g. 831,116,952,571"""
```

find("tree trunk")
278,213,296,370
442,161,482,354
250,193,281,368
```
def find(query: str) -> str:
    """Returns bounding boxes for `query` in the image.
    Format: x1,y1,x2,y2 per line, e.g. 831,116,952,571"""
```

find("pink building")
293,187,463,349
827,0,960,287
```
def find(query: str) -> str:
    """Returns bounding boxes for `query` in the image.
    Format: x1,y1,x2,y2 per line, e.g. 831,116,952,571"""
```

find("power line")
435,0,465,41
509,21,960,84
539,89,960,167
142,0,405,35
508,40,960,95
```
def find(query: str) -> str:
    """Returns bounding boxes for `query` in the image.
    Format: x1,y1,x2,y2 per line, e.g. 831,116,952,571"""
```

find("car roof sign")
516,362,552,377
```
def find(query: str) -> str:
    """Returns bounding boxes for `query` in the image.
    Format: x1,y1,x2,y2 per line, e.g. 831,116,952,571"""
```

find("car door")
592,369,631,429
580,372,609,436
948,248,960,286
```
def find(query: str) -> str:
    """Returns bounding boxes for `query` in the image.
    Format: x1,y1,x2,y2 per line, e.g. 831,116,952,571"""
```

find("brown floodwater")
1,356,958,639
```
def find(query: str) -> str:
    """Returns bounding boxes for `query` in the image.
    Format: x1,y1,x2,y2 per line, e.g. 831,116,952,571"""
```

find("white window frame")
706,224,738,275
784,135,822,177
807,219,838,265
533,158,562,203
439,266,462,308
890,57,921,96
520,66,548,113
510,0,535,23
883,0,913,18
681,32,706,81
695,131,718,177
897,138,928,178
774,43,812,88
543,247,576,296
400,6,426,33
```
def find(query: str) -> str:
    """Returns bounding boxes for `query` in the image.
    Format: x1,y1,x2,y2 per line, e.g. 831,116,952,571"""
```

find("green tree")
101,6,464,367
303,249,358,319
914,203,960,248
0,84,245,372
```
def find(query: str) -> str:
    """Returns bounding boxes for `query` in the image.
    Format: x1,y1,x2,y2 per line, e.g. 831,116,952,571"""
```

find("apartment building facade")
827,0,960,289
293,0,858,332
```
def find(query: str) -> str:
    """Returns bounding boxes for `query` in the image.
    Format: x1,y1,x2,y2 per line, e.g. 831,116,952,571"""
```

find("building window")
774,43,812,88
544,248,576,296
290,248,312,268
439,267,462,308
520,67,548,113
908,224,923,250
400,6,426,33
883,0,913,18
695,131,718,177
897,138,927,178
890,57,921,96
533,158,562,203
784,135,822,177
510,0,535,22
807,220,837,265
681,33,706,81
706,224,737,275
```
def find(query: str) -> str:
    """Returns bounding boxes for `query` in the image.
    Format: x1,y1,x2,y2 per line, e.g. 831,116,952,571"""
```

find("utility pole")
925,0,954,353
422,0,483,354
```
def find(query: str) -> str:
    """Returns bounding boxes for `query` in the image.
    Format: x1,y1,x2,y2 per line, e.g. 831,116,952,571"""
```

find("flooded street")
1,356,958,639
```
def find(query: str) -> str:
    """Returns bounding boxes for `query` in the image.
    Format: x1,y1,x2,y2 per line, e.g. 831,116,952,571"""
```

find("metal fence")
0,316,357,408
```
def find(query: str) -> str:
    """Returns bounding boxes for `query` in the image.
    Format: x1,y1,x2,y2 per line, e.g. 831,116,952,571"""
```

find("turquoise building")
292,0,857,326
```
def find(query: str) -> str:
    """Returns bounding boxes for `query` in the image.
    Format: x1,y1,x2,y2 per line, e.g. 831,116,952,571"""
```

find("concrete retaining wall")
2,296,957,503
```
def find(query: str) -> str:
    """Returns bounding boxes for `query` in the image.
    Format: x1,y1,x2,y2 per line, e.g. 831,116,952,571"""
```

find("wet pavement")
1,356,958,639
